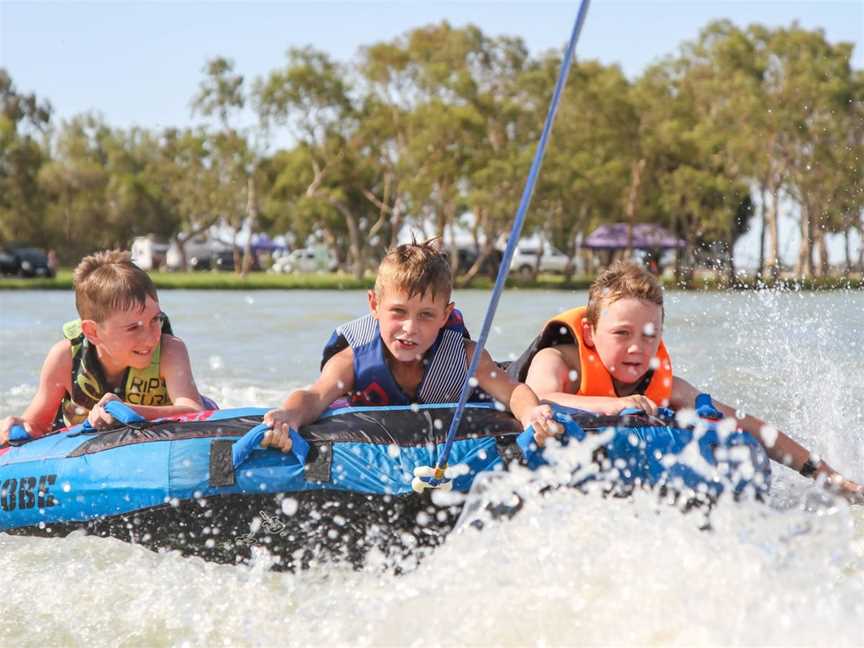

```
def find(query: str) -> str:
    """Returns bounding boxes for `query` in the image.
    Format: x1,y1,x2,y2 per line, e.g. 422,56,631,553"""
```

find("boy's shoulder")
43,338,74,381
536,343,580,365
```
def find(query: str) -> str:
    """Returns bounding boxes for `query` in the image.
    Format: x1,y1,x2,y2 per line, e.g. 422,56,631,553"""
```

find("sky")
1,0,862,266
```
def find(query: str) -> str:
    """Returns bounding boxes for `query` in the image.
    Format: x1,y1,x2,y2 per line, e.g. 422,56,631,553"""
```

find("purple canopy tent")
582,223,685,250
250,233,287,253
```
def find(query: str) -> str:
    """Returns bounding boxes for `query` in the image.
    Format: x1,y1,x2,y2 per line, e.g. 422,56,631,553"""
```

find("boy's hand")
837,479,864,505
523,404,561,447
0,416,29,445
822,468,864,505
87,393,122,429
262,408,298,454
615,394,657,416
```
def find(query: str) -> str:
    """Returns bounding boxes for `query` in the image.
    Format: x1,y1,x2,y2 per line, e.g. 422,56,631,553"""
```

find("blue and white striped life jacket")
321,309,481,406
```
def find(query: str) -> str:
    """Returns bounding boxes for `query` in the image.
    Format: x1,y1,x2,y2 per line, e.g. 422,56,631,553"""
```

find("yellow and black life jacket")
57,318,172,428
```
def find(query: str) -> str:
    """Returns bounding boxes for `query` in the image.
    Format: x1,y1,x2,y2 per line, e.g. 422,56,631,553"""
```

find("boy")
0,250,206,443
263,239,556,451
512,260,863,502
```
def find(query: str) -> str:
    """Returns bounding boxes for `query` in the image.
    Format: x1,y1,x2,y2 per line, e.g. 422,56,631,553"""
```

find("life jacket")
509,306,673,406
321,309,480,406
57,317,172,428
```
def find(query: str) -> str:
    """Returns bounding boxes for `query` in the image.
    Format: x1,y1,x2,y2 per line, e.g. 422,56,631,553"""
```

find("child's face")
369,285,454,364
583,297,663,385
85,296,165,370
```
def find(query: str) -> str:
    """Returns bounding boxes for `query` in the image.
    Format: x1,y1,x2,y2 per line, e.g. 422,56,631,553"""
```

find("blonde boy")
0,250,205,443
515,260,862,501
263,239,555,451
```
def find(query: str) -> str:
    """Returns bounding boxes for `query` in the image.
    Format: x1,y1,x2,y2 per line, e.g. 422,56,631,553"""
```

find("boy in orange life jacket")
262,238,557,452
514,260,863,501
0,250,206,444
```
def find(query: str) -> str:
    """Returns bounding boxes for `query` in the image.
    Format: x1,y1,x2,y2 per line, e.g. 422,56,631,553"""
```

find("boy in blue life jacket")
263,239,557,451
512,260,863,502
0,250,207,444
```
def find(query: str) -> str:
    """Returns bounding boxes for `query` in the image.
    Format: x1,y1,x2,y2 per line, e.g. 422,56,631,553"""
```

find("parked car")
0,247,55,278
271,248,337,274
213,250,260,272
509,242,570,278
455,246,503,278
0,248,19,276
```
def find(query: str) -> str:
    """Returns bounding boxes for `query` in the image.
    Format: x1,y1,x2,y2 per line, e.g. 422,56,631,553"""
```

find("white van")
509,242,571,277
270,248,337,274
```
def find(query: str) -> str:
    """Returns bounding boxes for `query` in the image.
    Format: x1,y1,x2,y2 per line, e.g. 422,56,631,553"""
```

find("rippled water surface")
1,288,863,646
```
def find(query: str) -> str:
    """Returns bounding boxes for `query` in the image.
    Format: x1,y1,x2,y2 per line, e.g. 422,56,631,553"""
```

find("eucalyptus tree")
192,57,263,274
364,23,489,257
38,114,119,259
763,27,860,277
529,55,640,277
255,46,385,277
357,41,416,253
633,47,752,282
0,69,52,248
137,127,229,269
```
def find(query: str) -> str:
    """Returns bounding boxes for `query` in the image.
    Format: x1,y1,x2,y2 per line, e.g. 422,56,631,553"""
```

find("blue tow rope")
425,0,593,487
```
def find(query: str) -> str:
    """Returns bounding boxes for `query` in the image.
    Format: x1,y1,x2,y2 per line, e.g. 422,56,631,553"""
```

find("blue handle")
619,407,645,416
695,393,723,420
516,411,584,470
232,423,310,470
7,424,33,446
656,407,677,421
81,400,147,431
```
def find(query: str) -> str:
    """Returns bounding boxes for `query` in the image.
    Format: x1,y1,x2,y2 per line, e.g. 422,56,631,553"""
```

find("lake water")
1,288,863,645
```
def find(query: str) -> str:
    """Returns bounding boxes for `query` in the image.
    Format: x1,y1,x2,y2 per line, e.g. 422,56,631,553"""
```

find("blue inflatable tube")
0,402,769,568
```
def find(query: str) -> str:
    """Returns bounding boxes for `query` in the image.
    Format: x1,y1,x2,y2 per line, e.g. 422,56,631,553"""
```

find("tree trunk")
726,230,736,286
844,227,852,274
796,201,813,279
460,239,494,286
624,158,646,257
765,183,781,279
240,175,257,277
757,182,767,278
815,227,829,277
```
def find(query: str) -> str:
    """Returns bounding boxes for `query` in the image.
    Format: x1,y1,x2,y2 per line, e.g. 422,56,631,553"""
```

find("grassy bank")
1,270,862,291
0,270,374,291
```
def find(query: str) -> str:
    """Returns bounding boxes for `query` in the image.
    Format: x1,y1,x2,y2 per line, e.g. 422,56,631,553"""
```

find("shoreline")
1,271,862,291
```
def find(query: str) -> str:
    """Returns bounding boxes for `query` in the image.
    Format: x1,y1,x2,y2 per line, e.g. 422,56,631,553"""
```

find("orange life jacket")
546,306,673,406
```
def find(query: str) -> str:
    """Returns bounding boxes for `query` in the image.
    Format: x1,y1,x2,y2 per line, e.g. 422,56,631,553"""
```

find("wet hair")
73,250,158,322
375,237,452,302
586,260,664,328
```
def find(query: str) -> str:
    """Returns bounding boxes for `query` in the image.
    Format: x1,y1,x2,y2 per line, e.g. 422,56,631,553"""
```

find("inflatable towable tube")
0,401,770,567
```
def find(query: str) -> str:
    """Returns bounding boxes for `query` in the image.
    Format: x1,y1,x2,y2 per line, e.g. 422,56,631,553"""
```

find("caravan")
130,236,169,271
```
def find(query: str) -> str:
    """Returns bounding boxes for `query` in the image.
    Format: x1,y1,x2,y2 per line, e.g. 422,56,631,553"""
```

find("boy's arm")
262,347,356,452
670,377,864,501
0,340,71,443
469,343,556,437
525,346,657,415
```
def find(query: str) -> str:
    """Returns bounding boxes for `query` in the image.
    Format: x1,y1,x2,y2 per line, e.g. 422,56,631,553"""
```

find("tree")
192,57,262,275
0,69,52,248
255,46,382,278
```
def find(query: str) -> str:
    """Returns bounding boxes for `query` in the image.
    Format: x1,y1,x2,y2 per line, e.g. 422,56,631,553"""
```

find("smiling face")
369,283,453,365
82,296,165,376
582,297,663,386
